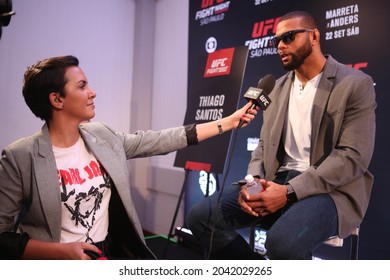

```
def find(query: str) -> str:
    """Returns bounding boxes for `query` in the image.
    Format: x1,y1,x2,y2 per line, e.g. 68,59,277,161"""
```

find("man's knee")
265,232,312,260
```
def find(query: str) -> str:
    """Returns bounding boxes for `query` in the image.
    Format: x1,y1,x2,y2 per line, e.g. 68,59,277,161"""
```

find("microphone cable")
206,122,241,260
205,74,275,259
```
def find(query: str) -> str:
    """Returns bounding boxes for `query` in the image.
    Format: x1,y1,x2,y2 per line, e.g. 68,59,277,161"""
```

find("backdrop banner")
178,0,388,259
174,46,249,174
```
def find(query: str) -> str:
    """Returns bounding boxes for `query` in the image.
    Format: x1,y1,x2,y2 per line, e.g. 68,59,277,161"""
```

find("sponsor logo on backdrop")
205,37,218,53
244,17,281,59
347,62,368,70
247,137,259,151
254,0,274,5
325,4,360,41
199,171,217,196
195,0,231,26
204,47,234,77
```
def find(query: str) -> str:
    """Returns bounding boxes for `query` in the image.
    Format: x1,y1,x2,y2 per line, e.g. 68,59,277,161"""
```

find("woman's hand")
195,101,259,142
229,101,258,129
22,239,101,260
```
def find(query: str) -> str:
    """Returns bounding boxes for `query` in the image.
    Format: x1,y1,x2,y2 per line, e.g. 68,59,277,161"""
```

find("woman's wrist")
219,116,235,133
217,119,224,134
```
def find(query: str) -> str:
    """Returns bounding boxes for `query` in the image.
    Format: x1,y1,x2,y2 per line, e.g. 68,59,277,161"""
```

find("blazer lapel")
310,56,337,164
272,73,292,134
269,73,292,158
34,125,62,240
79,128,132,205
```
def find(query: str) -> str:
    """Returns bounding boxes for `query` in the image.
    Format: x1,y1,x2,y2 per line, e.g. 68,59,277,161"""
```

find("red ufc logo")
201,0,224,8
211,58,227,68
252,17,281,38
204,47,234,77
346,62,368,70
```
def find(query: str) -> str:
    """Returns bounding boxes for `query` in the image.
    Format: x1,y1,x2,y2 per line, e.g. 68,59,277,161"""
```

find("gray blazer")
0,122,190,258
247,55,376,238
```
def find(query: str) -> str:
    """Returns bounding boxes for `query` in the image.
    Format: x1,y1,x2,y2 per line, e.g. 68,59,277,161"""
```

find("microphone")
238,74,276,128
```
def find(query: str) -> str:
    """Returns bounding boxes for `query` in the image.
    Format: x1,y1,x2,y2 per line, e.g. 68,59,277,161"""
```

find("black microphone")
238,74,276,128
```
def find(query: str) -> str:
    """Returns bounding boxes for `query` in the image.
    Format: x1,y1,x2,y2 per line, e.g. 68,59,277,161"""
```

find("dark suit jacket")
0,122,190,258
247,55,376,238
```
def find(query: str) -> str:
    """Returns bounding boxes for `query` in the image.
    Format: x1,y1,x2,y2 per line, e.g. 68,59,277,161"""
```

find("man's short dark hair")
279,11,318,30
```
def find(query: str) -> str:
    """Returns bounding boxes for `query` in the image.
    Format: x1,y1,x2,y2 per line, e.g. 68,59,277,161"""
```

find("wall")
146,0,189,236
126,0,189,235
0,0,136,144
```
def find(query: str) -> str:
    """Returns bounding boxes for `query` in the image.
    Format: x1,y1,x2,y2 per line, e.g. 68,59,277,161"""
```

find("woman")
0,55,256,259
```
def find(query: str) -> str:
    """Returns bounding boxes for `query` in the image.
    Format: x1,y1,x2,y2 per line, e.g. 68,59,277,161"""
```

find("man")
186,10,376,260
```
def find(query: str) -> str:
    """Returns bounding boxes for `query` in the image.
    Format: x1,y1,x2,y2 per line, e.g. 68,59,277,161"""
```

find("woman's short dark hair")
22,55,79,121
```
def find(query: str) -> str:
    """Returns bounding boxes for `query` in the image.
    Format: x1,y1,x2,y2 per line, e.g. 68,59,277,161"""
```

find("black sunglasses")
271,29,314,47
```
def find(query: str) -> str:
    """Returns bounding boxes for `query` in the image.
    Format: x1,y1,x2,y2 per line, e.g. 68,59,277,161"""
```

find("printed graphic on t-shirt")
57,160,112,243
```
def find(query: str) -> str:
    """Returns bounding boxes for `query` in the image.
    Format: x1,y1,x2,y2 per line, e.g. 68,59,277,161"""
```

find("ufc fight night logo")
195,0,231,26
245,17,281,58
204,47,234,77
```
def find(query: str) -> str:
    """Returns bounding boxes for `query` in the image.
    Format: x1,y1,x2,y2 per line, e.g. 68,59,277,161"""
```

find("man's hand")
238,180,288,217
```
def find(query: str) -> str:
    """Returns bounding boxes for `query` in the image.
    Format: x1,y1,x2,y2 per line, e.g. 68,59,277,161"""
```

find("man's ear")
311,29,320,45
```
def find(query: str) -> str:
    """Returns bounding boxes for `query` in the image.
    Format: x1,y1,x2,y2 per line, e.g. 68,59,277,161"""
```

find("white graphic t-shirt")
53,137,112,243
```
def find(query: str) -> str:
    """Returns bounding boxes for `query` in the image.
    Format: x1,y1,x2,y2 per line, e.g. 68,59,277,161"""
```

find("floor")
145,235,204,260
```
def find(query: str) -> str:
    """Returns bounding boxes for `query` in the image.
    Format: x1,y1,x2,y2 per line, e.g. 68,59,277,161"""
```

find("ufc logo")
201,0,224,8
260,95,270,106
252,17,281,38
247,89,258,97
211,58,227,68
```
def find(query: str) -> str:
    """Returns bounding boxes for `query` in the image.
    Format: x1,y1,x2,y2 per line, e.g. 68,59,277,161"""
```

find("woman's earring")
54,97,63,109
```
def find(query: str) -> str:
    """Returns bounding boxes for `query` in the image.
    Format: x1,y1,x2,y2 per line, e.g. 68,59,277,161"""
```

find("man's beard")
282,41,312,71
